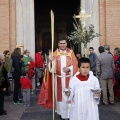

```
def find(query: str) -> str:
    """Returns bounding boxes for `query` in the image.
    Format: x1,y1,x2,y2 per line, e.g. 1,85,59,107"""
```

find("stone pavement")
1,90,120,120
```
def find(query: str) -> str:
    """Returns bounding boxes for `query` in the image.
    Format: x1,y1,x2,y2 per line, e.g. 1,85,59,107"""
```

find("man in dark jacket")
89,47,97,76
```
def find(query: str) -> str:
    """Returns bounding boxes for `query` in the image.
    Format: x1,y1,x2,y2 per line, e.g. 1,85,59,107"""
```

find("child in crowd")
65,57,101,120
20,72,32,107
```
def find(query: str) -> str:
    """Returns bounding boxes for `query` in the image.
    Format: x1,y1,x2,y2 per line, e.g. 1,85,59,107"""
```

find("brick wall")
99,0,120,54
0,0,120,55
0,0,16,53
9,0,16,52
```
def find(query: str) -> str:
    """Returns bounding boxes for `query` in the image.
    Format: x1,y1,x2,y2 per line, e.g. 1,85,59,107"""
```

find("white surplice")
69,71,100,120
49,50,74,119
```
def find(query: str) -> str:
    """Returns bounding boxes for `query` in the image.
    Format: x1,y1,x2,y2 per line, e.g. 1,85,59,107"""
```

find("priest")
38,38,78,120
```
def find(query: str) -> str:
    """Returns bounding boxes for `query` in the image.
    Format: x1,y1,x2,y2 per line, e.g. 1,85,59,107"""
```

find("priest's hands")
49,56,54,61
3,88,6,92
63,67,70,73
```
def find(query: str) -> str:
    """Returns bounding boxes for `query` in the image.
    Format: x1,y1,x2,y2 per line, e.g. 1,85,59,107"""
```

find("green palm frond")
67,22,101,45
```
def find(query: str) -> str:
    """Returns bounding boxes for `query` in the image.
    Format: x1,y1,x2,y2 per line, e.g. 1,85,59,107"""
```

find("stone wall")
99,0,120,53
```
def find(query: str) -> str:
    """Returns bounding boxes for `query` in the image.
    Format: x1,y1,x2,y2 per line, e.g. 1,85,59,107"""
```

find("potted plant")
67,18,100,57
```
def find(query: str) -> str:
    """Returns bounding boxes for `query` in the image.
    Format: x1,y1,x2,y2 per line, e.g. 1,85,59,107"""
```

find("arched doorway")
34,0,81,54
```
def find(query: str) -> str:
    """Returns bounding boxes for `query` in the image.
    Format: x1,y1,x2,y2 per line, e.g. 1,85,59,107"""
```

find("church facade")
0,0,120,58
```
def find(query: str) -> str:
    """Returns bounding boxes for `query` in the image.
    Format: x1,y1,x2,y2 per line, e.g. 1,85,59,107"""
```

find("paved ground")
1,90,120,120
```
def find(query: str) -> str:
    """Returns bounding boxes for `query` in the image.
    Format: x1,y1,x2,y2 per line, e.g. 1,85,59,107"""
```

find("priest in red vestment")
38,38,78,119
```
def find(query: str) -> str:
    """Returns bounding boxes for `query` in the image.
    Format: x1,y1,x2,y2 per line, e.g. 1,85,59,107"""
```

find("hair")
98,46,104,53
104,45,110,51
20,55,23,58
11,48,21,58
22,71,27,76
3,50,9,56
58,38,67,43
89,47,94,50
76,52,81,55
78,57,90,68
24,49,29,54
114,47,118,51
36,48,42,52
114,48,119,55
117,48,120,55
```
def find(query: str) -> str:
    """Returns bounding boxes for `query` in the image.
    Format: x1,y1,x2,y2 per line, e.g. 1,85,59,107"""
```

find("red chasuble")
38,48,78,108
54,48,78,101
38,66,53,108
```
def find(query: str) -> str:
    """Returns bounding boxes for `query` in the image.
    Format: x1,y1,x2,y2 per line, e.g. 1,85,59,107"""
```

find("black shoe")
59,115,64,120
109,102,114,105
2,110,7,113
59,116,68,120
4,93,10,96
101,102,108,105
0,112,7,116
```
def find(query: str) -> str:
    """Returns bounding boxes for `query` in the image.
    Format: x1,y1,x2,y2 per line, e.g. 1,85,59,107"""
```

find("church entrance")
34,0,81,54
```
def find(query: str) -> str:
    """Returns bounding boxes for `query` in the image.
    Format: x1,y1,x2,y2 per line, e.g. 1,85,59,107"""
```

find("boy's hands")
95,93,101,98
65,90,71,96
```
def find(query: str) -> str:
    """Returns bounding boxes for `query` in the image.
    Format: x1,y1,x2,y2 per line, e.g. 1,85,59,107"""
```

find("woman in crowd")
113,48,120,101
11,48,22,105
3,50,11,96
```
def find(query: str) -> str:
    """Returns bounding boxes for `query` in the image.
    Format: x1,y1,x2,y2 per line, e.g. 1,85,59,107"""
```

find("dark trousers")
12,73,20,102
92,71,97,76
0,85,4,114
5,79,10,95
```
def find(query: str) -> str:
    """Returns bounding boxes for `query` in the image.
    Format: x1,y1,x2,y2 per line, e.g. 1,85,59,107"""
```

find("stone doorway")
34,0,80,54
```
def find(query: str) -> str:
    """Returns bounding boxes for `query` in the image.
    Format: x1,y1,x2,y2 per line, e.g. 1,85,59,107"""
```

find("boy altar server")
65,57,101,120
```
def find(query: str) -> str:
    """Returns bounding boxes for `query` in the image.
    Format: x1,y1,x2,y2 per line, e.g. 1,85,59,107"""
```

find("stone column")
16,0,24,47
16,0,35,58
81,0,100,55
16,0,35,89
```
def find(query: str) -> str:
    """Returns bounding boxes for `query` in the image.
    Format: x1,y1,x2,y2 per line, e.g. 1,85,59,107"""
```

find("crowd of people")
0,38,120,120
38,39,120,120
0,48,45,116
